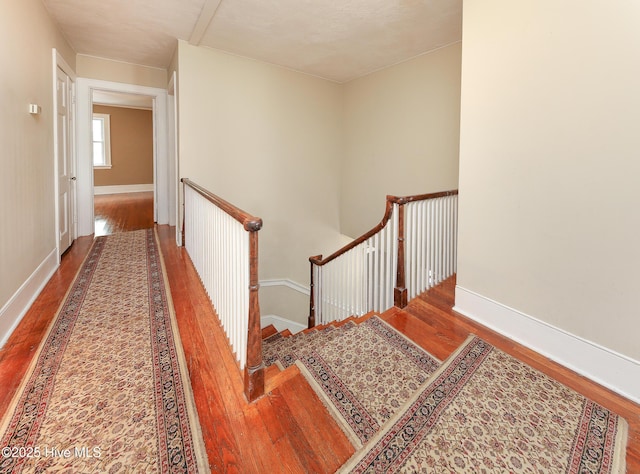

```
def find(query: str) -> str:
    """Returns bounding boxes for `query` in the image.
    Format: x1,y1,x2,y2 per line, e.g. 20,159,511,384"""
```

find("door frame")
167,71,180,244
75,78,169,237
52,49,76,262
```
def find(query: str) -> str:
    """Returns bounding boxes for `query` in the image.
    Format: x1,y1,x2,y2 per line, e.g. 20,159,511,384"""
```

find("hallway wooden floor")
0,195,638,472
94,191,154,236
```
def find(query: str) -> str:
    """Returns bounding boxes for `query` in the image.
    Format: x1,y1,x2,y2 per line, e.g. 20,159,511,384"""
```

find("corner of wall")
259,279,310,328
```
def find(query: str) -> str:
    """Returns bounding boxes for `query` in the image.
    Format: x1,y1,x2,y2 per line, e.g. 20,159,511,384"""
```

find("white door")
56,66,74,254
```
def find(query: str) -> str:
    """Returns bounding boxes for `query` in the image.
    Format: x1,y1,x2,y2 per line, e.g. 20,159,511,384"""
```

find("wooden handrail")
309,190,458,267
389,189,458,205
181,178,264,402
181,178,263,232
309,197,395,267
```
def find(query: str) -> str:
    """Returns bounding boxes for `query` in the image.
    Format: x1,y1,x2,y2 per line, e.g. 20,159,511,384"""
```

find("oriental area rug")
263,316,441,448
340,335,629,473
0,229,208,473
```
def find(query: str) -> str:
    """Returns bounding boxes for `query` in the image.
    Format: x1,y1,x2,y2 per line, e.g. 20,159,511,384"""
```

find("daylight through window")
93,113,111,168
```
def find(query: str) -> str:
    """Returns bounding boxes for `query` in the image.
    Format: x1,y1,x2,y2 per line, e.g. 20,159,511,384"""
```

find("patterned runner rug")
340,335,628,473
263,316,440,448
0,229,208,473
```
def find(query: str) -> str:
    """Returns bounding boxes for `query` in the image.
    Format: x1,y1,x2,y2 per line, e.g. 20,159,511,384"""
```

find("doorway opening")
75,78,171,239
91,91,155,236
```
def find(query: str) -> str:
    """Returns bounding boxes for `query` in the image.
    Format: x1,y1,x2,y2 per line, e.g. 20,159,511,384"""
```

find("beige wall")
0,0,75,320
176,41,463,323
341,43,461,236
177,42,346,323
93,105,153,186
457,0,640,360
260,285,310,326
77,54,167,88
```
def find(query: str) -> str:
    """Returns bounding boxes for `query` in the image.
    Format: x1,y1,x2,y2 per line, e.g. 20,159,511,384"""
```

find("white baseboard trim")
260,278,309,296
94,184,154,195
454,285,640,404
0,249,59,348
261,314,307,335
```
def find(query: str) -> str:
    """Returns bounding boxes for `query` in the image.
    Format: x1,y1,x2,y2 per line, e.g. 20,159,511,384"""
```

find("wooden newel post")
308,256,322,329
244,224,265,402
394,199,408,308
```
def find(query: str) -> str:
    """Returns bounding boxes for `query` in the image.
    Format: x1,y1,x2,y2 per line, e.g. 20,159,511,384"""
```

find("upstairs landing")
261,274,639,473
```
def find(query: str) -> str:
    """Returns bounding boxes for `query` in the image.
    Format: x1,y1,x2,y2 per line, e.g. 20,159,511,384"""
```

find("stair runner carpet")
262,316,441,448
339,335,628,473
0,230,208,473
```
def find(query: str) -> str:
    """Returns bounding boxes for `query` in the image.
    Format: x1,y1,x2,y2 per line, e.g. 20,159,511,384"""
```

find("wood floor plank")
244,401,292,473
277,374,354,472
381,306,464,361
267,375,341,474
94,192,154,236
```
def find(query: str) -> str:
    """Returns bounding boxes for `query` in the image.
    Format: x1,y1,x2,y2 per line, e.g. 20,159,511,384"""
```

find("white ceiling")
42,0,462,83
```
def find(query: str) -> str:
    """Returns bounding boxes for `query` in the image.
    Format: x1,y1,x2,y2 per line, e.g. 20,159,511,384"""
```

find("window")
92,113,111,168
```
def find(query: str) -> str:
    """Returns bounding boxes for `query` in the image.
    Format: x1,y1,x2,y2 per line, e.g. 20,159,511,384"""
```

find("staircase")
309,190,458,327
262,312,376,366
253,278,455,473
261,276,457,399
261,312,378,393
180,182,457,404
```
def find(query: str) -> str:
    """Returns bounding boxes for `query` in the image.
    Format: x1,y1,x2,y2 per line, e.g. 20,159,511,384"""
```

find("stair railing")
309,190,458,327
404,191,458,301
181,178,264,402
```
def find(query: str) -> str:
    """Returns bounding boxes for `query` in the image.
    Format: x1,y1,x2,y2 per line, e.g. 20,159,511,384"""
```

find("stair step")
265,363,281,376
264,362,302,393
264,310,381,350
261,324,279,339
309,310,378,332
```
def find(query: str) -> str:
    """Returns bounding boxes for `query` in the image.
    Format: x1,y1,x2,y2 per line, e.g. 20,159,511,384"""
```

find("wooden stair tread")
264,363,300,393
261,324,279,339
309,310,378,332
262,370,354,471
265,310,380,343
